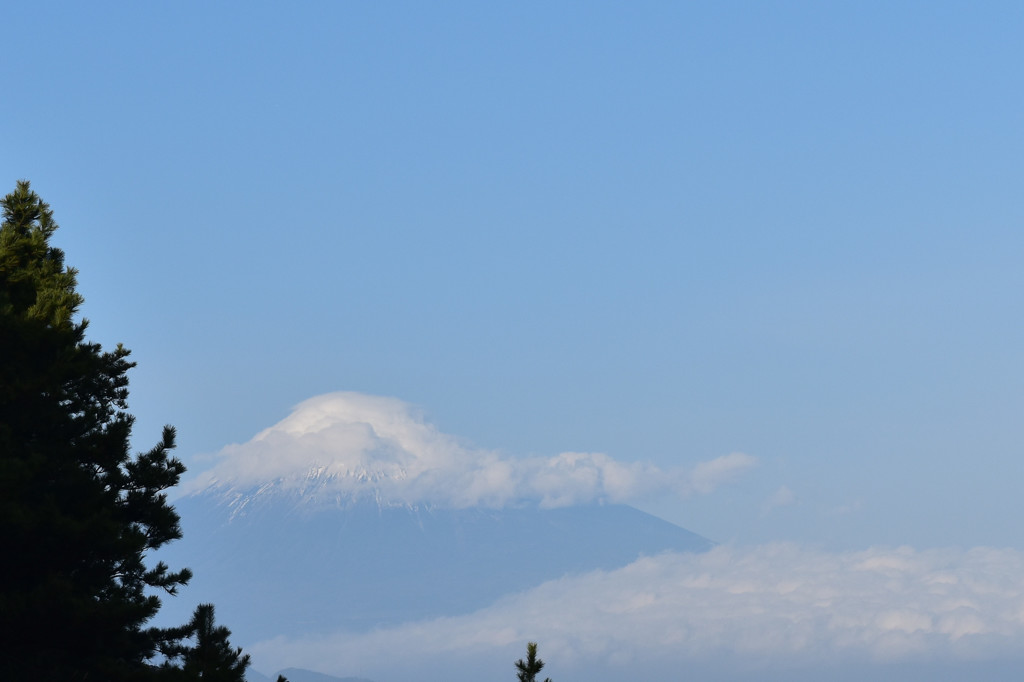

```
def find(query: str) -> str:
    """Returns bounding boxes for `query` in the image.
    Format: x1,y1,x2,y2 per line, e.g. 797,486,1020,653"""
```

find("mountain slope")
156,489,712,647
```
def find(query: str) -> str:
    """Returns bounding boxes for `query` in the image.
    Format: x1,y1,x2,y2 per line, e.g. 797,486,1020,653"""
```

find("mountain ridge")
246,667,373,682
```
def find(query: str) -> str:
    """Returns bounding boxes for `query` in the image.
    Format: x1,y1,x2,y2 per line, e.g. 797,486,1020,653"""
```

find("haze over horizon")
6,2,1024,680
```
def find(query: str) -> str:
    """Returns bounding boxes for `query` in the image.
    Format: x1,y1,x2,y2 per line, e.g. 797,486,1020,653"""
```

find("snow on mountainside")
179,392,755,510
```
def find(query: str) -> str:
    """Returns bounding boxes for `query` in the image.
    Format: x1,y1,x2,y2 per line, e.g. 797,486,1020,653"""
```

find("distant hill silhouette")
246,668,373,682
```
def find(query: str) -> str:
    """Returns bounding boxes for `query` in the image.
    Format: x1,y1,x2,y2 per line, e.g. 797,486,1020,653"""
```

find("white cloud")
763,485,797,513
689,451,758,494
182,392,753,508
250,544,1024,680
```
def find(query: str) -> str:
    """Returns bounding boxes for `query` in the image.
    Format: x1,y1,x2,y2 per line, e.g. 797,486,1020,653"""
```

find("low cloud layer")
251,544,1024,681
184,392,754,508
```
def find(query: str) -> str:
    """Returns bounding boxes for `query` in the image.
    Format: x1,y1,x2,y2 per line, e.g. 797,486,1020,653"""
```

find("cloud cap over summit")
183,392,755,509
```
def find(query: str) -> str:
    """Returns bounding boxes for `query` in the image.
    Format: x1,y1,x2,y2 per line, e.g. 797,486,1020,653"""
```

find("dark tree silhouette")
515,642,552,682
161,603,250,681
0,180,191,680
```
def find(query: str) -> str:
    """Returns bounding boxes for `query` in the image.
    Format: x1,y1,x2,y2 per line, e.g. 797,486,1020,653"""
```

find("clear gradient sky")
6,2,1024,552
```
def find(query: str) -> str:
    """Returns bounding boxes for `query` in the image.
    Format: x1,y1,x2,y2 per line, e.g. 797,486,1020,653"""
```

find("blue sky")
7,1,1024,548
6,3,1024,677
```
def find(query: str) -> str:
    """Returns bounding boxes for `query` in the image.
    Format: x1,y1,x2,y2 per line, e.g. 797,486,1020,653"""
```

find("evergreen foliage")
0,180,192,680
160,603,251,681
514,642,552,682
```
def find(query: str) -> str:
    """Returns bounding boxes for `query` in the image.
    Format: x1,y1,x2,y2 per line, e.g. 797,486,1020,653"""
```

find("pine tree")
0,180,192,680
160,604,250,682
514,642,552,682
